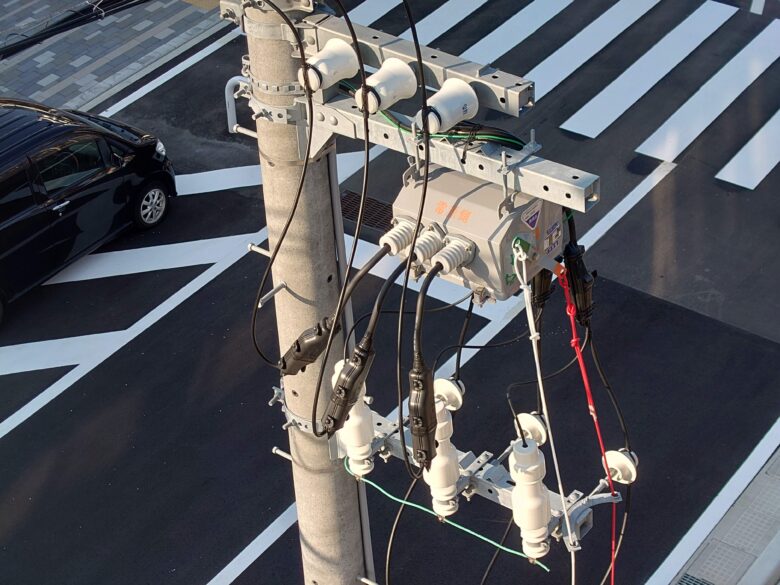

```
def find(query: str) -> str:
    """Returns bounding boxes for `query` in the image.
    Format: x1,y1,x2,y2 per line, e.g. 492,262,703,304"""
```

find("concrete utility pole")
243,5,367,584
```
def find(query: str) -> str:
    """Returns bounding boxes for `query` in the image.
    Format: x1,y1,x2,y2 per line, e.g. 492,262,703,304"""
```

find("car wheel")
132,182,169,229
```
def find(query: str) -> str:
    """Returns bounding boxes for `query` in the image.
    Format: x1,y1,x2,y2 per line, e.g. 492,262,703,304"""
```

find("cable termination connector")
413,226,446,263
379,218,417,256
430,236,475,274
279,316,339,375
323,340,375,435
563,241,594,327
409,355,437,470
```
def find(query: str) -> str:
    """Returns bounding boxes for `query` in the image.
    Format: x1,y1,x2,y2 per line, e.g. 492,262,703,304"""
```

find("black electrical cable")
504,328,590,414
413,264,443,358
385,477,419,585
249,0,315,370
588,332,632,451
453,298,475,381
309,0,373,438
431,333,527,374
396,0,432,479
364,259,409,342
343,292,473,361
478,515,515,585
587,329,633,585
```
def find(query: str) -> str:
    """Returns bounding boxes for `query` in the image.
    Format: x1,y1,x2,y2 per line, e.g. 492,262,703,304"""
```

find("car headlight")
155,139,166,157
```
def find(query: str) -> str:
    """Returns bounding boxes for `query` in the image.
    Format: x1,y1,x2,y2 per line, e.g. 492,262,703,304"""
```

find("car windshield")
66,111,143,144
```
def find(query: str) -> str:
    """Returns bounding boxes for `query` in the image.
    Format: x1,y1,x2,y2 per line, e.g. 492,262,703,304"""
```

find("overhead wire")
385,477,419,585
249,0,315,370
453,297,475,380
310,0,373,437
395,0,432,479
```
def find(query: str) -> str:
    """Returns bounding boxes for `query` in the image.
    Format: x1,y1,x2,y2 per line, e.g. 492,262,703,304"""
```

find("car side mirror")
112,152,134,169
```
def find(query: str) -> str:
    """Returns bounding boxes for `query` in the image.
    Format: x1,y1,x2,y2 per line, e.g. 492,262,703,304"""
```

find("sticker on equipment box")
521,200,542,229
544,221,561,255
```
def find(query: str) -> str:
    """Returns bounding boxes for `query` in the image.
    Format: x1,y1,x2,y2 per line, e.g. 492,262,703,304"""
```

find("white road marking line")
561,1,737,139
45,234,253,284
206,504,299,585
645,416,780,585
0,331,125,376
461,0,572,65
174,149,382,195
526,0,663,101
750,0,766,15
99,28,242,118
400,0,489,45
347,0,400,25
177,166,261,196
208,160,680,585
715,108,780,190
0,229,264,441
637,20,780,162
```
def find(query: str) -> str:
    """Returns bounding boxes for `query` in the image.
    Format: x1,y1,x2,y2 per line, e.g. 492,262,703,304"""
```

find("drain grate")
341,190,393,232
677,574,715,585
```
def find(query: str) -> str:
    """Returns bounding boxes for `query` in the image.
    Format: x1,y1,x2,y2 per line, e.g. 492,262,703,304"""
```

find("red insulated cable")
559,268,618,585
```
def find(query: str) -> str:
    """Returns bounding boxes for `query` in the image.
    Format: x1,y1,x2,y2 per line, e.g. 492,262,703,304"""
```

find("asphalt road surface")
1,1,779,584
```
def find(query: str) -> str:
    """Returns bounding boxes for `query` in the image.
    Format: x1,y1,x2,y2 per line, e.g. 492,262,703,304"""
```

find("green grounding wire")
343,458,551,573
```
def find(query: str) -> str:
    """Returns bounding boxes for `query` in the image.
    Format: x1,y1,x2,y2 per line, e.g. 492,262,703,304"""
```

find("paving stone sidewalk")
0,0,225,111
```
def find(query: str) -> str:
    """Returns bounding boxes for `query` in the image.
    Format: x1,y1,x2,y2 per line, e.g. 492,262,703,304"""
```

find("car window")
0,167,34,223
37,139,105,195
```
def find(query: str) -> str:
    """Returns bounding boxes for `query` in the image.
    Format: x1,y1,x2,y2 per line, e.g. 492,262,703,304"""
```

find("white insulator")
339,399,375,477
431,237,474,274
423,402,459,517
355,58,417,114
413,228,445,262
433,378,465,411
509,439,551,559
515,412,548,446
379,218,416,256
331,360,374,477
604,449,639,485
297,38,359,92
415,78,478,133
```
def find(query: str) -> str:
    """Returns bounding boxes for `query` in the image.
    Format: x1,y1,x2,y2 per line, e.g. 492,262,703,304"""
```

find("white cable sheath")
513,249,577,555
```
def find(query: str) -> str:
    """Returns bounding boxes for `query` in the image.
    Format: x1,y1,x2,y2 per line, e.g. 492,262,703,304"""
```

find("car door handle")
51,200,71,212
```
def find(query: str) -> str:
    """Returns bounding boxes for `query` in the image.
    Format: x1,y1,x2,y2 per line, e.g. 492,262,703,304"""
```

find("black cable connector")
563,241,595,327
279,317,340,375
323,338,375,435
408,354,436,470
531,268,554,312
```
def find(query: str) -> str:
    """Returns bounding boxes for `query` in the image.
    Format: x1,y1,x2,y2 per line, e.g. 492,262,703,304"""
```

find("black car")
0,99,176,324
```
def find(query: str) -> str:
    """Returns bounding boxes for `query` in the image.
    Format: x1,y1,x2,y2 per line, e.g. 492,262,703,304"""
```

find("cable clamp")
248,95,307,125
268,383,327,435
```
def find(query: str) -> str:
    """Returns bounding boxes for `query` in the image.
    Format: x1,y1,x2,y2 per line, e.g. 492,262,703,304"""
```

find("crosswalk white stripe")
176,166,261,196
347,0,400,25
399,0,490,45
715,109,780,190
750,0,766,15
526,0,663,100
561,1,737,139
460,0,573,65
637,20,780,162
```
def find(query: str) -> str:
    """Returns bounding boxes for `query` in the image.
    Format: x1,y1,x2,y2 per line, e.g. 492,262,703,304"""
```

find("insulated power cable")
514,254,577,584
309,0,373,438
559,269,617,585
478,516,515,585
453,297,475,381
343,291,473,361
385,477,419,585
249,0,315,370
343,458,551,572
396,0,433,479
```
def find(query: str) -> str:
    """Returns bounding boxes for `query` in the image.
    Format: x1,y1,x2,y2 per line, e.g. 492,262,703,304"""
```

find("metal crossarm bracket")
220,0,315,31
301,13,534,117
308,96,599,212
